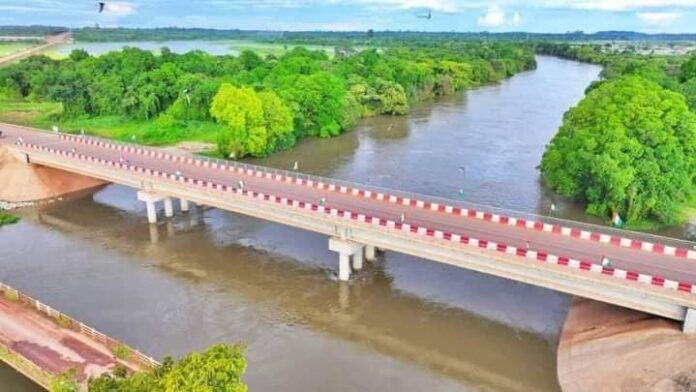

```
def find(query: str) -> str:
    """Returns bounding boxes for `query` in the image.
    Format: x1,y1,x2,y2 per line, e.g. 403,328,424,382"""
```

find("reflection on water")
0,363,42,392
0,56,602,391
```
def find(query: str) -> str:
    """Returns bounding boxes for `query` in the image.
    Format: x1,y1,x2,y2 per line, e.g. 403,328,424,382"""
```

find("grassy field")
0,97,224,148
0,42,33,57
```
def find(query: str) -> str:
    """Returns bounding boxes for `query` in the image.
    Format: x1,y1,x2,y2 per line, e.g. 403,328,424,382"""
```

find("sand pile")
558,298,696,391
0,145,107,205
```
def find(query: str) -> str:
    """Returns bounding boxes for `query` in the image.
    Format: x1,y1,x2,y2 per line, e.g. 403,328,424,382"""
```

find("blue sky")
1,0,696,33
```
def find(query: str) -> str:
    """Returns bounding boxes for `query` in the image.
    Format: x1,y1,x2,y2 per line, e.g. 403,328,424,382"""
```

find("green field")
0,97,224,149
0,42,32,57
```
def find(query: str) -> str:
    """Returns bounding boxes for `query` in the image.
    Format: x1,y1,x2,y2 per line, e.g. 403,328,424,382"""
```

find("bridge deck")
3,122,696,320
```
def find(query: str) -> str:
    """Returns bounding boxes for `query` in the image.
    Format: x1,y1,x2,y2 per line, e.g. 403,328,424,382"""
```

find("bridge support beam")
329,238,364,281
684,308,696,333
365,245,376,262
163,197,174,218
137,191,165,224
180,199,190,213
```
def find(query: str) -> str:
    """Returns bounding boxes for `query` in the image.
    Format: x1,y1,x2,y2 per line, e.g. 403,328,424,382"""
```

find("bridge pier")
684,308,696,333
180,199,190,213
353,247,365,270
329,238,364,281
163,197,174,218
365,245,376,262
137,191,165,224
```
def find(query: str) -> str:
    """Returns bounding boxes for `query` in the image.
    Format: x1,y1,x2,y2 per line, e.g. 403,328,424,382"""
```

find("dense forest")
0,42,535,158
538,42,696,225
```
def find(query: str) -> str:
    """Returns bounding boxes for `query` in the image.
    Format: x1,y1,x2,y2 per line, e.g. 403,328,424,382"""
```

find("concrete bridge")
3,123,696,331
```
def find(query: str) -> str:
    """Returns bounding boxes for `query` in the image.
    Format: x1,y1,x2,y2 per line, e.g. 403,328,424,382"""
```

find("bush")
0,212,19,227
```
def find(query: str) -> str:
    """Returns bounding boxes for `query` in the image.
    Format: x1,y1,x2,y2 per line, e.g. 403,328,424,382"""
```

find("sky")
1,0,696,34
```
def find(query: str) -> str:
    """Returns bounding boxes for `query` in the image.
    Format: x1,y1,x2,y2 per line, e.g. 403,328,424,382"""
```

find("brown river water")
0,56,604,391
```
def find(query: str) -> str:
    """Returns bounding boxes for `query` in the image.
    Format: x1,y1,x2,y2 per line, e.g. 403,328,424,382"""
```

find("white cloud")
477,5,506,26
637,11,681,24
511,11,522,26
542,0,696,11
104,2,136,16
477,6,521,27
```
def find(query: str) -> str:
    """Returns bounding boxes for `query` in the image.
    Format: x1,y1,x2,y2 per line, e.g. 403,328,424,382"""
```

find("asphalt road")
3,123,696,287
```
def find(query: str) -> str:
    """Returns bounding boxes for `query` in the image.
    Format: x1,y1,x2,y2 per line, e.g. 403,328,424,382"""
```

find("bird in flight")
97,2,105,13
418,9,432,19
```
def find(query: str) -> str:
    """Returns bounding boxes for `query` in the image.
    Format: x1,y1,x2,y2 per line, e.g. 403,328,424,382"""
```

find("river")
0,56,601,391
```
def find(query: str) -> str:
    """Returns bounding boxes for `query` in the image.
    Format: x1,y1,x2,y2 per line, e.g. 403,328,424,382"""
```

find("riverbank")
558,298,696,391
0,144,108,207
0,282,157,389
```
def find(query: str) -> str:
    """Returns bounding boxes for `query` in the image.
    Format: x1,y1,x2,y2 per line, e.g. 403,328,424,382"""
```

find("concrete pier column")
365,245,376,262
163,197,174,218
180,199,190,213
684,308,696,333
353,248,364,270
146,201,157,224
339,252,351,281
137,191,165,225
329,238,364,281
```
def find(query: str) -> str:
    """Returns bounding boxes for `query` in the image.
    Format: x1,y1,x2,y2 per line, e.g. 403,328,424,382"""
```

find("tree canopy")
540,75,696,224
83,343,247,392
0,41,535,157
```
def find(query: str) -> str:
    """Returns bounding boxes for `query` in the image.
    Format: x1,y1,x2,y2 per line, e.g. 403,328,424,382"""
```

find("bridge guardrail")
0,282,159,370
56,132,696,257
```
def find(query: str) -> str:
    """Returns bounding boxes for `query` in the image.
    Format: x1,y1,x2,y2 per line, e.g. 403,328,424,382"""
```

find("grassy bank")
0,97,223,147
0,212,20,227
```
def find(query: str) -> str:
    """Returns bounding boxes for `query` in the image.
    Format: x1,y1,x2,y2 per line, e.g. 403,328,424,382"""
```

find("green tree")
258,90,296,152
210,84,295,157
680,54,696,82
541,76,696,224
88,344,247,392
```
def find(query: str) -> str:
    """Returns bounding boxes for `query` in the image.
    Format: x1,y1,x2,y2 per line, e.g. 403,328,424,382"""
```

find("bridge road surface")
2,123,696,294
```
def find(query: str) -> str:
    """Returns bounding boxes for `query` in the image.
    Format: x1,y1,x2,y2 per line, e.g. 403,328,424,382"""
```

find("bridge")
3,122,696,331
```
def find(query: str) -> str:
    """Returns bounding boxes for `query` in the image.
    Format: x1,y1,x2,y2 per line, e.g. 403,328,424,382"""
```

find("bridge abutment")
329,238,364,281
684,308,696,333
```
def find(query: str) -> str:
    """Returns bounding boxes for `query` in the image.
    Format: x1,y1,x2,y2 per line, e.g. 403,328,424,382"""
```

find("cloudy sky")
1,0,696,33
